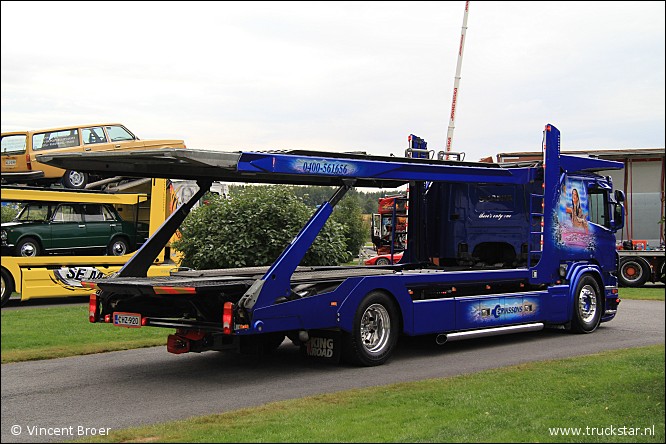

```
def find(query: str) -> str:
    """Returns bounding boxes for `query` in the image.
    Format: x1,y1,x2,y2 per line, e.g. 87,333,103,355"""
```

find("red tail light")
89,293,98,323
222,302,233,335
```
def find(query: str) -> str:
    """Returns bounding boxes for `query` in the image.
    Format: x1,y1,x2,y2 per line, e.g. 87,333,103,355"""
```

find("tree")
1,204,19,223
331,194,368,256
172,186,350,269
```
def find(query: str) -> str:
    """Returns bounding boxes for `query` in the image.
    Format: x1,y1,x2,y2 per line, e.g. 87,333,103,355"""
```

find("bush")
172,186,351,269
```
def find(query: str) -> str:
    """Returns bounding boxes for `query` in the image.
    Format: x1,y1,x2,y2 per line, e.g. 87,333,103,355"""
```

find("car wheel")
16,237,41,257
342,291,399,366
62,170,89,189
618,257,650,287
570,275,602,333
108,237,130,256
375,257,390,266
1,268,15,307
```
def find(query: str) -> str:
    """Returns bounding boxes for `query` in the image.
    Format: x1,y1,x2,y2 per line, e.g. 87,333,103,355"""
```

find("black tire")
1,268,15,307
618,257,650,287
107,237,130,256
16,237,41,257
375,257,390,266
342,291,399,366
570,275,602,333
62,170,89,189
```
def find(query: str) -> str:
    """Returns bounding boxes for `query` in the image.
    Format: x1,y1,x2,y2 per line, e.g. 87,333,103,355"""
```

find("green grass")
78,345,664,443
619,287,664,301
1,305,168,363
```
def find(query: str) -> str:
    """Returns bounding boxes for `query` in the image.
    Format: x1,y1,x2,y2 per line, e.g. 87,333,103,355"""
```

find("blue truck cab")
39,124,625,366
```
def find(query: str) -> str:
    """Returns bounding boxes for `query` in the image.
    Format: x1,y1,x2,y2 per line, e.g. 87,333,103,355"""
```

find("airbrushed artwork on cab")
466,297,540,326
554,178,596,251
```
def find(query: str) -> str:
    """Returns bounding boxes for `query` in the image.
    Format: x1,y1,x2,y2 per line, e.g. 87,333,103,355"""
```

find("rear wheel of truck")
343,291,399,366
571,275,602,333
1,268,15,307
618,257,649,287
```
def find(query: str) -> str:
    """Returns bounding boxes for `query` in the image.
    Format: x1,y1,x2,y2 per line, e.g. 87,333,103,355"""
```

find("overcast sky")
1,1,664,161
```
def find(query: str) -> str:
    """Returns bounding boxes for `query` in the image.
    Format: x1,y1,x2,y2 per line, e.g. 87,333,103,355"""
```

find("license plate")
5,159,16,166
113,312,141,328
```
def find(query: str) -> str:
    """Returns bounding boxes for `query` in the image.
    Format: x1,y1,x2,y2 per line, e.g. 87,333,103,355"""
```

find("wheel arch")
337,282,408,335
566,264,605,315
16,234,45,254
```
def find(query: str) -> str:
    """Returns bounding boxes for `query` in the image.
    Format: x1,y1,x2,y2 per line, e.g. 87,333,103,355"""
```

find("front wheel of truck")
571,275,602,333
343,291,399,366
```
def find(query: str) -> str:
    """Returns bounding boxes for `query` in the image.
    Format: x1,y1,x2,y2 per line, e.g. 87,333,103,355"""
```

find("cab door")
49,204,87,250
81,204,115,248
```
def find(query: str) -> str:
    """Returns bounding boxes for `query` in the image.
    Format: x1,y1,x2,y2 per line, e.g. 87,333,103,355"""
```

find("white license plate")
5,159,16,166
113,312,141,328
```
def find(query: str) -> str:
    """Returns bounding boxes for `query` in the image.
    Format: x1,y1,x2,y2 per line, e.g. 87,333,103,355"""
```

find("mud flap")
300,330,341,363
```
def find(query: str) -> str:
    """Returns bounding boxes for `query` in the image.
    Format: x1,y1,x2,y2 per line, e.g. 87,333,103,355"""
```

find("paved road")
2,299,664,443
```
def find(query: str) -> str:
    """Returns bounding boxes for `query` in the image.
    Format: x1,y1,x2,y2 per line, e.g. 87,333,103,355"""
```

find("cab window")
105,125,135,142
1,134,27,154
33,129,80,151
588,189,609,228
82,127,108,145
101,205,118,221
83,204,105,222
16,204,50,221
52,205,82,222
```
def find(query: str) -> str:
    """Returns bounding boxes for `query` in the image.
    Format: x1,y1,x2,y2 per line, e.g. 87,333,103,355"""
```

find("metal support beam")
118,179,212,277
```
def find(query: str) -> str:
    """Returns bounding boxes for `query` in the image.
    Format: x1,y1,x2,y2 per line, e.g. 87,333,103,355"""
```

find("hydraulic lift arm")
117,179,212,278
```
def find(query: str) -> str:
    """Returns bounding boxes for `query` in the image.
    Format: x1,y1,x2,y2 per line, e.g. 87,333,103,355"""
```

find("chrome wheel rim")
360,303,391,354
111,241,127,255
67,171,86,187
1,275,5,299
578,284,597,323
20,242,37,257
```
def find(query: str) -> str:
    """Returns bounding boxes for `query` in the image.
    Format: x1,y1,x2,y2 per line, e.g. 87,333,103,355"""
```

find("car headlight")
1,229,7,243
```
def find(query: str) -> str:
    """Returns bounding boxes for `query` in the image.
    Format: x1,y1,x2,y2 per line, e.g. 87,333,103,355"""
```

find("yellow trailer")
1,179,185,305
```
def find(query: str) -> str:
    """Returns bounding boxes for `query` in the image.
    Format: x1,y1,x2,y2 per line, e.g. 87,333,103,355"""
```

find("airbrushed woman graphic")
557,179,591,249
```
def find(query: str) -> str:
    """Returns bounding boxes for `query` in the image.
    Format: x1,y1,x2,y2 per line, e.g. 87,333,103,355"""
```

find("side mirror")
614,190,625,203
610,203,625,232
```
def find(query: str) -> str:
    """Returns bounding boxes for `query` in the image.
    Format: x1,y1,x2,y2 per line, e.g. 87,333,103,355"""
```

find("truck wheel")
17,237,41,257
618,258,649,287
1,268,15,307
342,291,399,366
659,261,665,284
570,275,602,333
62,170,89,189
108,237,130,256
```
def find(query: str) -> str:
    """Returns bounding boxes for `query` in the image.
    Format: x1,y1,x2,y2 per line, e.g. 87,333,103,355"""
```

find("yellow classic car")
1,123,186,188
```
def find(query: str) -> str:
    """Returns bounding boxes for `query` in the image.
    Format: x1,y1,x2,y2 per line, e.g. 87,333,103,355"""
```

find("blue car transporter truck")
39,124,626,366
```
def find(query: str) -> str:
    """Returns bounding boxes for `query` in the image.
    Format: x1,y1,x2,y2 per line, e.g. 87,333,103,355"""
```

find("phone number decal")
293,159,358,176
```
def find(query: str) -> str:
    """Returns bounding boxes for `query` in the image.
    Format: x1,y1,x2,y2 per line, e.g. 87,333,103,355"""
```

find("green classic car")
1,202,148,257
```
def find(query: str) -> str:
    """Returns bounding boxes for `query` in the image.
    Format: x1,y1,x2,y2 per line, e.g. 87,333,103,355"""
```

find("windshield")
16,204,51,221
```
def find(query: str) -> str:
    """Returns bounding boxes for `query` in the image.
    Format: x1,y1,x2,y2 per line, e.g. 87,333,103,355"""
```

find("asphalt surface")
2,299,664,443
